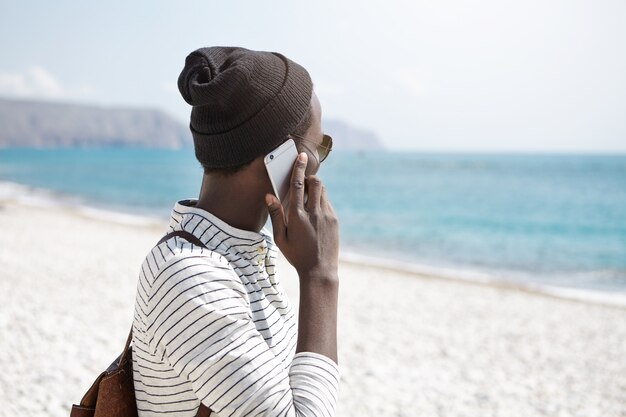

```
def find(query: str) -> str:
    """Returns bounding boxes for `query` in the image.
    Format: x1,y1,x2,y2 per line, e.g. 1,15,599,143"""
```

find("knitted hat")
177,46,313,169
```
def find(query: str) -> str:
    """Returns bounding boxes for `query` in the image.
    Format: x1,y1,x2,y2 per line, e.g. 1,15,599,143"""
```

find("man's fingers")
305,175,323,212
288,152,308,213
265,194,286,243
320,186,334,213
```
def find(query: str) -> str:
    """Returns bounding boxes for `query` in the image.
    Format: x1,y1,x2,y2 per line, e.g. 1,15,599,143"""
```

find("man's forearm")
295,275,339,364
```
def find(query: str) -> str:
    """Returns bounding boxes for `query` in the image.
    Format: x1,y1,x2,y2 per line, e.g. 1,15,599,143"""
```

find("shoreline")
2,178,625,309
340,251,626,310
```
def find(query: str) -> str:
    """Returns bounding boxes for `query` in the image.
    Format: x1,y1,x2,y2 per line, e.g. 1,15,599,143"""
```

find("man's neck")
194,175,269,234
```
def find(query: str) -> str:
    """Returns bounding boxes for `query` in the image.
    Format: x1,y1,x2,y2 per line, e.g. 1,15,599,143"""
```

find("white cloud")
0,66,93,100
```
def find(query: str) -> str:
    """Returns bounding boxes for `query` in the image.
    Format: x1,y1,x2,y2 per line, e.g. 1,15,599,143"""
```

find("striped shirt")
132,199,340,417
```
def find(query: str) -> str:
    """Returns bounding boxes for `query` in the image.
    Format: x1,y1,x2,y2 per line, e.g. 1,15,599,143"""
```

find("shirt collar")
168,199,273,259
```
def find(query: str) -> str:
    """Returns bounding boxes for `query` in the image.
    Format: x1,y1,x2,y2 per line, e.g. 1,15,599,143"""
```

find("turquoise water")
1,148,625,293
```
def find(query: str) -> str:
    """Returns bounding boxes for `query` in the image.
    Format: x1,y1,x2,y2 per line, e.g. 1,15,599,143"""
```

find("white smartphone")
264,139,298,202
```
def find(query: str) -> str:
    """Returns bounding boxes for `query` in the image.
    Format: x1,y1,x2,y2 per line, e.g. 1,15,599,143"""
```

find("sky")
1,0,625,153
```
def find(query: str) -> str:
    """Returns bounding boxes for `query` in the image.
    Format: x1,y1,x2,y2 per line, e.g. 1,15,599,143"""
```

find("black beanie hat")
177,46,313,169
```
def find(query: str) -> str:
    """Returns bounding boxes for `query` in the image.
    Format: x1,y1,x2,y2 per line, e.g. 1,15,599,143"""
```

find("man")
131,46,340,417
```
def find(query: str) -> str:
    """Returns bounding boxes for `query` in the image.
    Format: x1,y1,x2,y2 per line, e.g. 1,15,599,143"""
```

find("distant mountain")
322,119,384,151
0,98,191,148
0,97,383,150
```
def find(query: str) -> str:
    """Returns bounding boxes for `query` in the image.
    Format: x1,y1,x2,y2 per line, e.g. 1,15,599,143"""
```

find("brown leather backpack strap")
117,326,133,366
197,403,211,417
157,230,208,249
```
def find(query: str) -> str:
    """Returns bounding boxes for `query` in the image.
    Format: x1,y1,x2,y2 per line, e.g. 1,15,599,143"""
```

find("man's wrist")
298,270,339,287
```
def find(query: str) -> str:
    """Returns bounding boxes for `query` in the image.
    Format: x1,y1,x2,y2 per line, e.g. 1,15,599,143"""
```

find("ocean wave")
0,180,164,227
338,250,626,308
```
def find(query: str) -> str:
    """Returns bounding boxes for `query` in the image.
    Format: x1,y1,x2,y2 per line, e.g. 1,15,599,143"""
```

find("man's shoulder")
143,241,247,309
148,235,237,279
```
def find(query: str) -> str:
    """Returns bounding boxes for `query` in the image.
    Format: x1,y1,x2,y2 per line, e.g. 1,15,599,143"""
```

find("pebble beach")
0,196,625,417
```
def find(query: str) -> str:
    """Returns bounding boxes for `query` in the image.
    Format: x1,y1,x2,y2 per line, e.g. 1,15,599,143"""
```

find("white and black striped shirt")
132,199,340,417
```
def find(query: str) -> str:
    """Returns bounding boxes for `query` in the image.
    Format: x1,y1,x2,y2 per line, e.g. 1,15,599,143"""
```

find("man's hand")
265,152,339,280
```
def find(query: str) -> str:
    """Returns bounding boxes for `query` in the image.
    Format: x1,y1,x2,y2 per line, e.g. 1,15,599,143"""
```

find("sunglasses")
288,133,333,163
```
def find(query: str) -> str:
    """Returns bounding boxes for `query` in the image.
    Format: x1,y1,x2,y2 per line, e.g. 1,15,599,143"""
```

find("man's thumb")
265,194,286,241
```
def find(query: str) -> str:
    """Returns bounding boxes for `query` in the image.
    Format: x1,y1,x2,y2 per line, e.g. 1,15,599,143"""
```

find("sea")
1,148,625,303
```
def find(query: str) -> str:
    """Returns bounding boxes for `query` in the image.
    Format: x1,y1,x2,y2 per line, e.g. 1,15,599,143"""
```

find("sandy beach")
0,196,625,417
